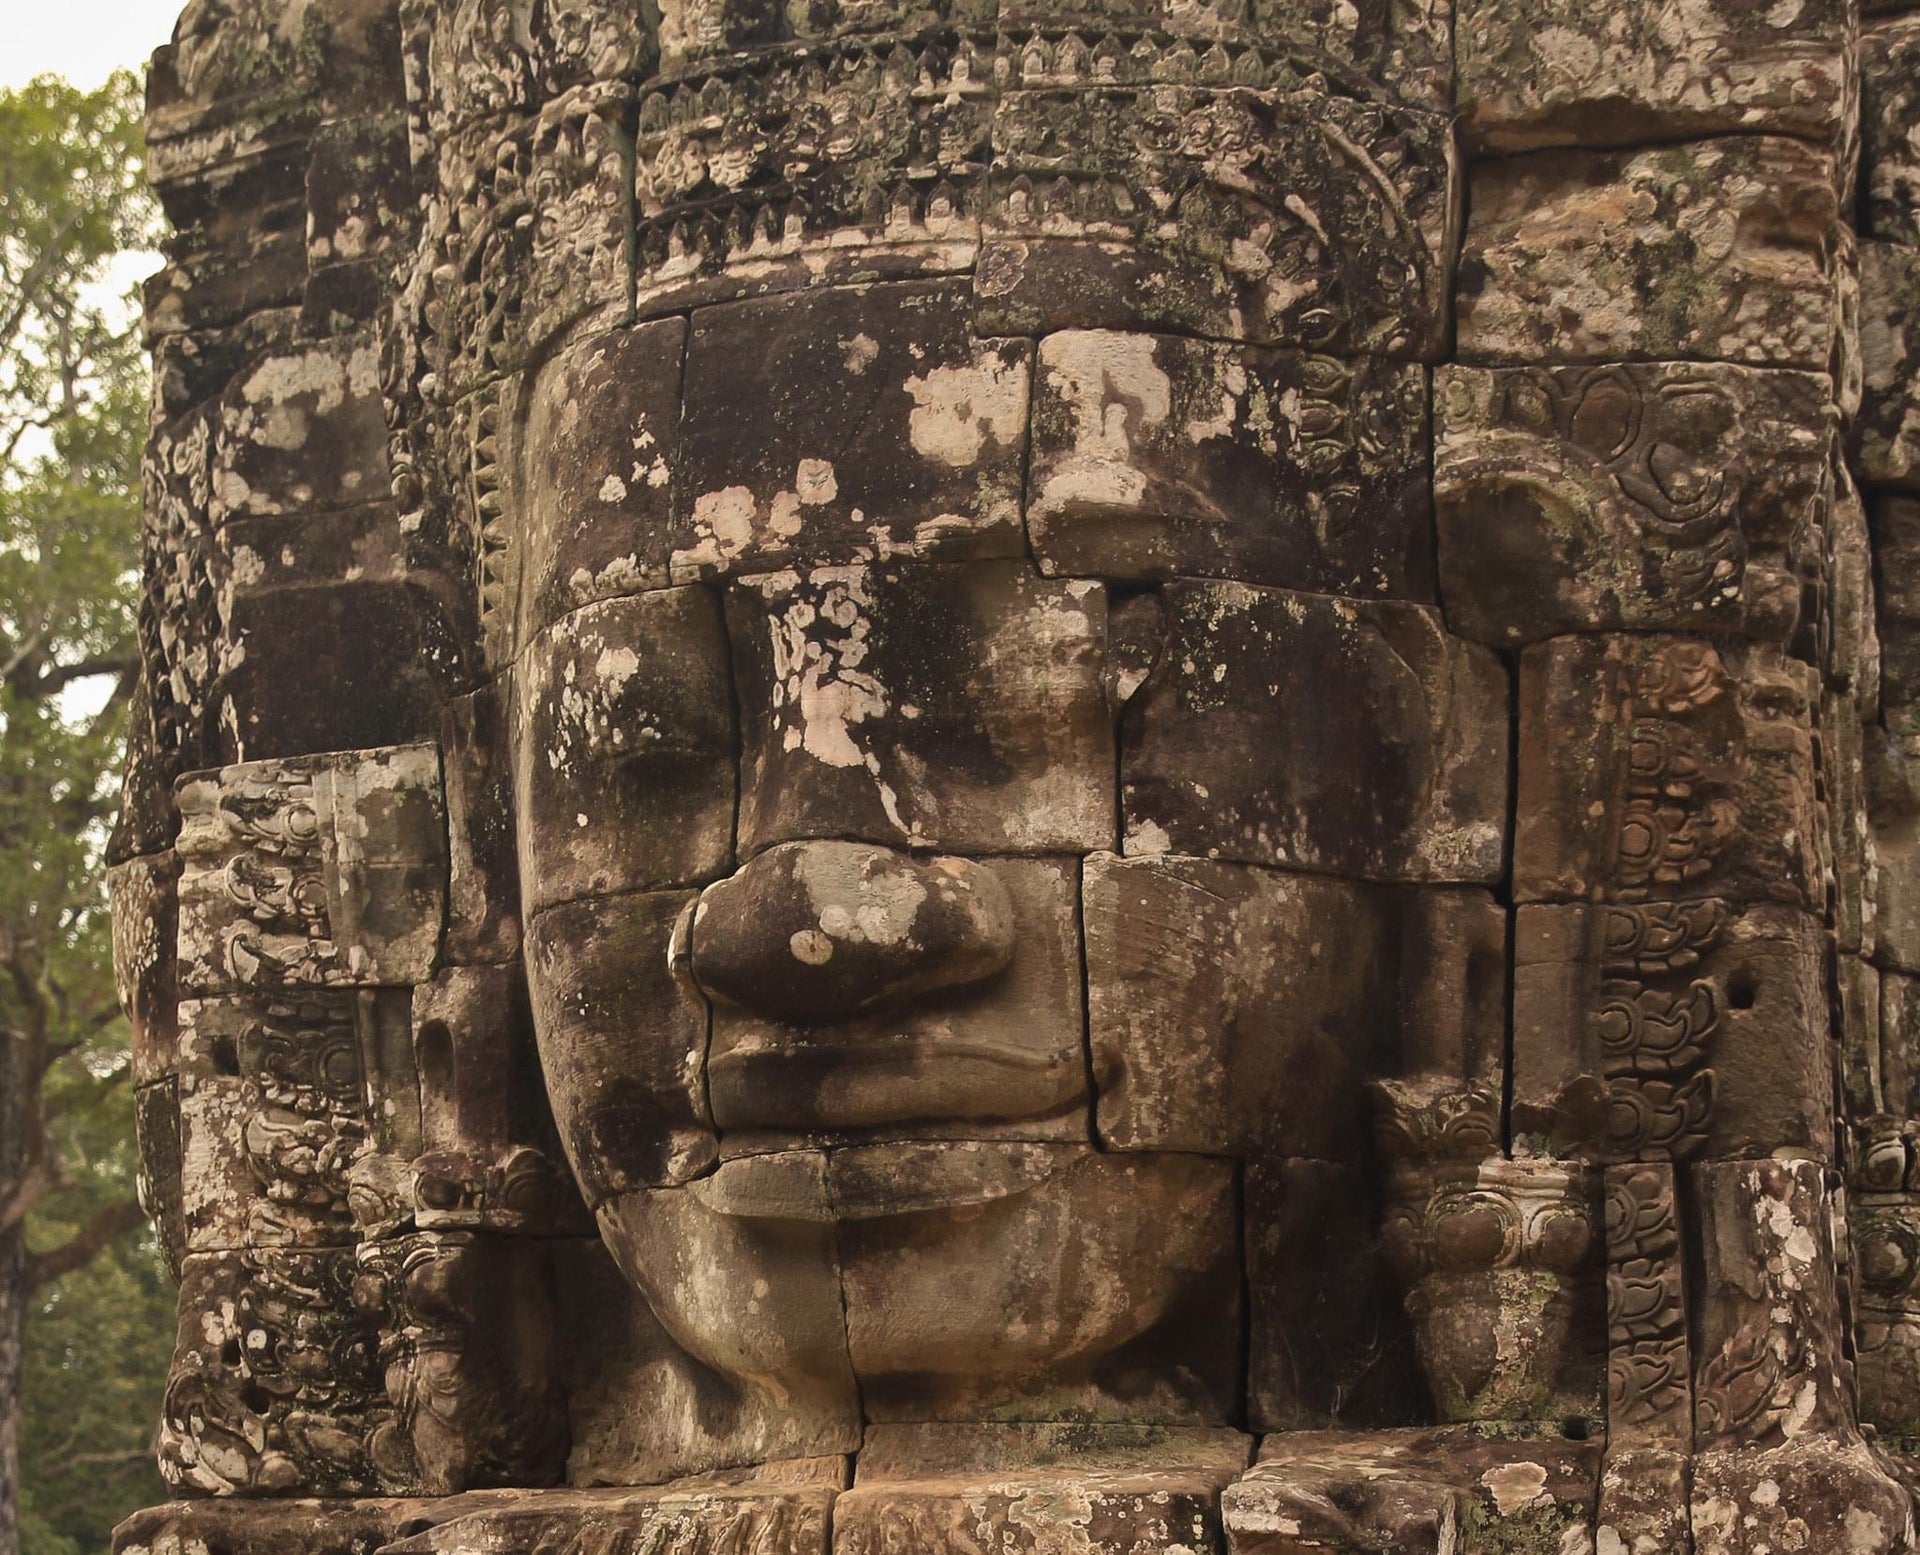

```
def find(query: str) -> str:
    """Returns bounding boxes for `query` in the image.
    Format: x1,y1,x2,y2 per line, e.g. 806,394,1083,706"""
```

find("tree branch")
25,1197,145,1290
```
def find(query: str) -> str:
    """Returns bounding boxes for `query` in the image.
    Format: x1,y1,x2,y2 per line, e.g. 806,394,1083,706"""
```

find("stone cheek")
511,588,737,912
1459,138,1845,370
1122,581,1510,883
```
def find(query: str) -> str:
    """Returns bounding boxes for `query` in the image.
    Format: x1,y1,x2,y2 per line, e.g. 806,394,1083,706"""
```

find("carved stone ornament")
107,0,1920,1546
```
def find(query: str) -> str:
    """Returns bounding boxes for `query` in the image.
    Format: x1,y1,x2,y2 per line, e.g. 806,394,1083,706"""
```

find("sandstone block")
1246,1159,1424,1433
135,1079,186,1280
512,588,737,912
512,319,686,648
110,851,182,1085
437,686,521,966
1456,0,1853,150
976,83,1455,360
1864,16,1920,247
1857,240,1920,489
1434,363,1832,645
1085,854,1504,1158
1224,1430,1599,1555
1603,1163,1692,1449
209,336,389,523
1692,1159,1851,1450
1515,636,1824,909
159,1247,398,1496
524,891,716,1199
176,992,378,1253
677,283,1029,581
1029,331,1432,597
1122,581,1509,883
1691,1438,1915,1555
380,1484,837,1555
1855,1194,1920,1435
551,1236,860,1487
1513,902,1831,1163
729,563,1114,856
1459,139,1845,370
175,744,447,995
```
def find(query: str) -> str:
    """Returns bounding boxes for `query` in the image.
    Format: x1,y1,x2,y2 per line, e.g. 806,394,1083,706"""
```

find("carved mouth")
687,1140,1072,1222
705,1031,1087,1132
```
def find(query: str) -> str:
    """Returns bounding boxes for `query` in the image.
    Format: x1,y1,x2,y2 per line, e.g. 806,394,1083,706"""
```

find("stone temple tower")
106,0,1920,1548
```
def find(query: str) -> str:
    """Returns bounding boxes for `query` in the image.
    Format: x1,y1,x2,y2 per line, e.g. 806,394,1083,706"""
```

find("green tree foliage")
0,70,173,1555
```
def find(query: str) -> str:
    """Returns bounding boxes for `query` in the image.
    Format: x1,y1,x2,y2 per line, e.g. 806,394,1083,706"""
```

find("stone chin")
596,1142,1238,1419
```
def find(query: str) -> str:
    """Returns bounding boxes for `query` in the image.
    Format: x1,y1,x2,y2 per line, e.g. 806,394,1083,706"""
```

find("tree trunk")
0,1220,22,1555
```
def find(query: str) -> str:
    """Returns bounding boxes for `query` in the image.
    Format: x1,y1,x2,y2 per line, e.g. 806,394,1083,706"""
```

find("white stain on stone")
1034,332,1172,518
903,352,1029,468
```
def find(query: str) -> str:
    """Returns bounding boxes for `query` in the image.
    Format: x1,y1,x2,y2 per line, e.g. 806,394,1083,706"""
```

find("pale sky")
5,0,184,90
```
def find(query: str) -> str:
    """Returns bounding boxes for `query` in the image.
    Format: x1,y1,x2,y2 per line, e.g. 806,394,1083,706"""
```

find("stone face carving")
111,0,1920,1547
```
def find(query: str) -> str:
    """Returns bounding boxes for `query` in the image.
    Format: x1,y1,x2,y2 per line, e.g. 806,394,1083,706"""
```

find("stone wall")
104,0,1920,1549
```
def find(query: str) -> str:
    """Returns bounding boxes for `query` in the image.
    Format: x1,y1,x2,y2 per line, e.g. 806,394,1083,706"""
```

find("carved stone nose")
687,841,1015,1024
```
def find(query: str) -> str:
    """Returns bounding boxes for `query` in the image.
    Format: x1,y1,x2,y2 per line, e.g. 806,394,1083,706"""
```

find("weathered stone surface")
1595,1447,1689,1555
1224,1429,1599,1555
1857,240,1920,490
1456,0,1854,150
593,1166,865,1450
136,1079,187,1281
511,319,686,650
551,1240,857,1487
1515,636,1824,909
699,850,1087,1135
1459,139,1845,370
1086,855,1504,1158
1863,17,1920,248
833,1144,1240,1422
1872,726,1920,972
111,851,183,1085
977,82,1457,359
414,84,633,399
729,563,1113,856
111,0,1919,1527
676,284,1029,581
1692,1159,1852,1450
1692,1437,1915,1555
1434,363,1832,645
511,588,737,912
380,1484,837,1554
437,686,520,966
113,1498,408,1555
834,1465,1232,1555
1123,582,1510,883
1378,1155,1605,1424
209,336,389,522
176,744,447,994
1246,1159,1424,1433
524,892,716,1199
1604,1163,1691,1448
1512,902,1831,1163
160,1247,399,1495
1029,332,1432,597
1856,1194,1920,1435
176,992,383,1252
